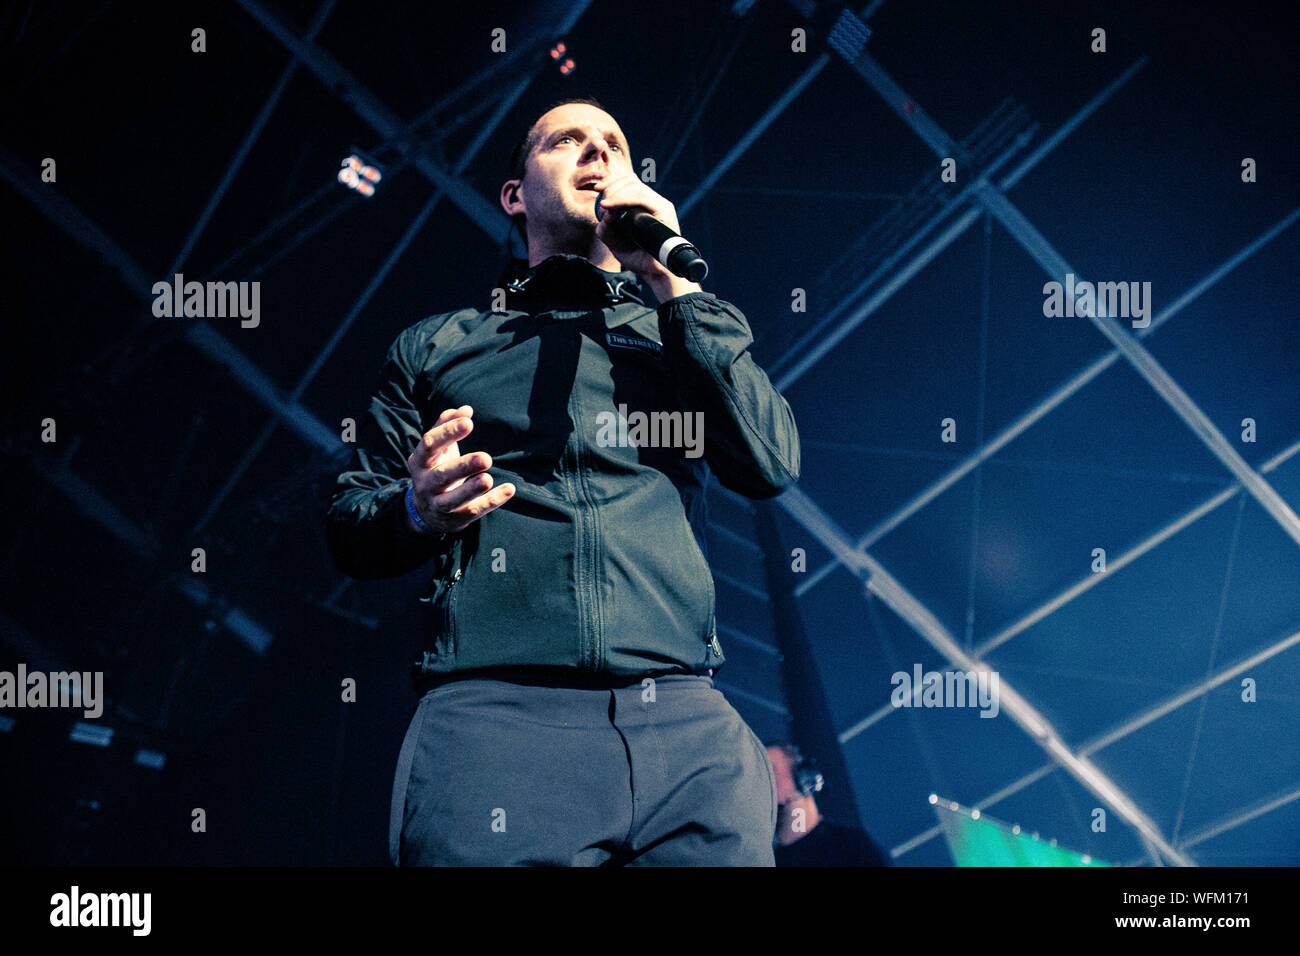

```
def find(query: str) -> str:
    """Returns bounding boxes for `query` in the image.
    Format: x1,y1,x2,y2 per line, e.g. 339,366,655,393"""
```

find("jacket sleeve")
325,326,448,579
657,292,800,498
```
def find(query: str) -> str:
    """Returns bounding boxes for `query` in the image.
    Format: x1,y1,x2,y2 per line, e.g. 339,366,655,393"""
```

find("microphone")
595,194,709,282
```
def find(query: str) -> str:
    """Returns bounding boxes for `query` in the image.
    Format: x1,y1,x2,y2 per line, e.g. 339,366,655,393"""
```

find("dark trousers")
390,673,777,866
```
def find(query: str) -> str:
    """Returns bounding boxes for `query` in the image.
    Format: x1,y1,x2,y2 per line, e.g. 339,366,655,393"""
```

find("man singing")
326,96,800,865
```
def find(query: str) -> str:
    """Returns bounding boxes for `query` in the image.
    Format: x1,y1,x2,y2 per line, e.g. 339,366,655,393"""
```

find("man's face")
766,745,800,804
505,103,632,252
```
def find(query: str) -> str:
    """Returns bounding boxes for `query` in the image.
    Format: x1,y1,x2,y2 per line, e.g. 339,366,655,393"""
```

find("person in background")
767,743,893,867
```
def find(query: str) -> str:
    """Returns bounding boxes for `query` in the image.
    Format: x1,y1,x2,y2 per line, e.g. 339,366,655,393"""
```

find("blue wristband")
405,484,438,536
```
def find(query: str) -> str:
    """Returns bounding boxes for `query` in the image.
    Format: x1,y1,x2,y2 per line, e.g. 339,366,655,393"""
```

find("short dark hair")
505,96,610,244
507,95,609,183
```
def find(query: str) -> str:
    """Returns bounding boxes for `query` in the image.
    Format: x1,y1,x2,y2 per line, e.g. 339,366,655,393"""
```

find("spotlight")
135,749,167,770
339,152,383,198
70,722,113,747
549,40,576,75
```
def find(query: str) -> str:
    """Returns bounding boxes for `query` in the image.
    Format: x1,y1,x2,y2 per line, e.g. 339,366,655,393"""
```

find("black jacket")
325,254,800,681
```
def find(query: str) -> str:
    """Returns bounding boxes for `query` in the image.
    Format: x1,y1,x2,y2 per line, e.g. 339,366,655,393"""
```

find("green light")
935,802,1111,866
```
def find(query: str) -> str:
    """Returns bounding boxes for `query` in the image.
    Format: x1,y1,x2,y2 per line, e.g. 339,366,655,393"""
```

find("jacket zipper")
566,379,603,671
443,567,462,656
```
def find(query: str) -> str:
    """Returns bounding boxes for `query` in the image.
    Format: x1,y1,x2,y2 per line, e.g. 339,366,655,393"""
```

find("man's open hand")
405,405,515,534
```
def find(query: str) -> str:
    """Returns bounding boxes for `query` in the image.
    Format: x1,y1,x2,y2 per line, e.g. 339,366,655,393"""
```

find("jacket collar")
502,254,646,310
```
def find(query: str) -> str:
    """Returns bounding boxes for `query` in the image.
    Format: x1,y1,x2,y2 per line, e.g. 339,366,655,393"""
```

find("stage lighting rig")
338,152,383,197
548,40,576,76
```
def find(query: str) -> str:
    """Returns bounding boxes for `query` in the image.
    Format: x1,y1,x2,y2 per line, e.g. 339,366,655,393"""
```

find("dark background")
2,0,1297,866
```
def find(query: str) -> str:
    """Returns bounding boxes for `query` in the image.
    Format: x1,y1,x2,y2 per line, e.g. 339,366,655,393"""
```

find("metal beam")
24,449,159,560
191,64,539,533
1077,627,1300,759
777,483,1193,865
184,324,338,452
205,10,576,297
717,622,780,657
713,680,790,717
5,4,592,665
789,47,1297,863
103,9,556,389
679,60,828,218
0,148,340,453
979,186,1300,550
171,0,336,280
773,57,1145,389
1178,784,1300,853
713,568,770,603
0,610,72,672
770,128,1033,386
22,454,274,654
975,438,1300,659
708,519,765,555
192,191,444,533
235,0,506,238
839,436,1300,740
890,625,1300,860
235,0,594,243
106,0,338,373
678,1,893,219
0,144,155,293
848,45,1300,550
795,182,1299,596
755,498,867,830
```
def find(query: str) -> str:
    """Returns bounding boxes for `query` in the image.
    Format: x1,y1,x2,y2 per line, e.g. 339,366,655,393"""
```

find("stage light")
135,749,167,770
339,153,383,198
70,722,113,747
221,606,273,654
548,41,576,75
934,798,1111,866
